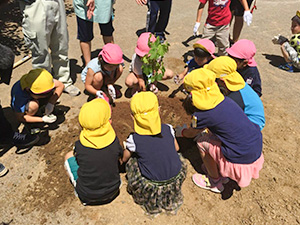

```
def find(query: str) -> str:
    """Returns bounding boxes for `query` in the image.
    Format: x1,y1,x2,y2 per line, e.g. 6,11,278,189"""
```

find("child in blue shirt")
174,39,216,85
122,91,186,215
206,56,265,130
176,68,264,193
11,68,64,124
226,39,262,97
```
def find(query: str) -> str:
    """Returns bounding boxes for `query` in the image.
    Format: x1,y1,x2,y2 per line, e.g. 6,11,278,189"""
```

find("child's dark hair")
194,47,211,58
292,15,300,26
182,93,199,115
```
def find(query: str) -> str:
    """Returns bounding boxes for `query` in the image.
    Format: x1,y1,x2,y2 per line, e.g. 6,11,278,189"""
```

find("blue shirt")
193,97,262,164
11,81,32,113
186,58,201,73
81,58,115,83
238,66,262,97
126,124,182,181
228,83,265,130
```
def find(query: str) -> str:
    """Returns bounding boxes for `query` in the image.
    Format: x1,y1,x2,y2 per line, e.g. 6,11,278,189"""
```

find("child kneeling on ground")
64,98,123,205
81,43,124,103
11,68,64,125
174,38,216,85
122,92,186,215
176,68,263,193
272,10,300,73
125,32,174,95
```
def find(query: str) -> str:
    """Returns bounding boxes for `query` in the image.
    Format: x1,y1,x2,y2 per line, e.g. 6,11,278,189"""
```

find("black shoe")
12,132,40,148
0,163,8,177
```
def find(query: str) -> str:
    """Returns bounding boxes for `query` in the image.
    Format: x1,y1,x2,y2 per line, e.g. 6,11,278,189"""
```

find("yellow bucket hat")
130,92,161,135
205,56,245,92
79,98,116,149
20,68,55,94
184,68,224,110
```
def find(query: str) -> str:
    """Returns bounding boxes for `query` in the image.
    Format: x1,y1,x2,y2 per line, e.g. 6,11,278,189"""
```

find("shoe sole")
14,135,40,148
0,168,8,177
192,174,224,193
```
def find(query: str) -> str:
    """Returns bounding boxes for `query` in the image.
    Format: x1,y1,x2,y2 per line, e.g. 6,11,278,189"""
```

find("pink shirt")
200,0,232,26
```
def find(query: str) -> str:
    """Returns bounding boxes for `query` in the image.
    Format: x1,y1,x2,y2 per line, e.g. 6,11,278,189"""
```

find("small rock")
66,211,71,216
27,175,32,180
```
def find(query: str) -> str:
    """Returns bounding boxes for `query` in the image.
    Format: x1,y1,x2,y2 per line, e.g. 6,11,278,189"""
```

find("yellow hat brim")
219,71,245,92
80,122,116,149
133,110,161,135
20,69,55,94
191,82,224,110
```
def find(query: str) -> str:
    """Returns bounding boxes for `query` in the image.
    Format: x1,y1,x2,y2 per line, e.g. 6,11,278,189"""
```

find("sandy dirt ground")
1,0,300,224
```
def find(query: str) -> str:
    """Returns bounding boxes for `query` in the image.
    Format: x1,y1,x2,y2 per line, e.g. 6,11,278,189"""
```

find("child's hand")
138,78,146,91
42,114,57,123
174,74,183,85
272,35,288,45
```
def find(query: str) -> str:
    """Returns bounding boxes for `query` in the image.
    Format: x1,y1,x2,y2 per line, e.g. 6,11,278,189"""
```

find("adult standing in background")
74,0,115,66
19,0,81,96
135,0,172,42
230,0,254,43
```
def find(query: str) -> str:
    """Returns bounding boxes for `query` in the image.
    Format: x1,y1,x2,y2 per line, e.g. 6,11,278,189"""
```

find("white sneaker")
64,85,80,96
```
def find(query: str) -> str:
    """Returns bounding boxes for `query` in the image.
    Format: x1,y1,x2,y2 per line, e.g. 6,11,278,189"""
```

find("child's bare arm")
178,67,189,80
48,79,64,104
182,127,204,138
280,45,292,63
174,138,180,152
122,149,132,163
137,75,146,91
85,68,101,95
16,112,43,123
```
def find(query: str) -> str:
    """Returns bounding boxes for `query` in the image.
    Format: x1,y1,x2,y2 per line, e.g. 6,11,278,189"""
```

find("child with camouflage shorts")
122,92,186,215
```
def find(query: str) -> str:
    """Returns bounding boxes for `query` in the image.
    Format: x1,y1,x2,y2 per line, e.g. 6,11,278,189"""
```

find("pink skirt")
196,133,264,188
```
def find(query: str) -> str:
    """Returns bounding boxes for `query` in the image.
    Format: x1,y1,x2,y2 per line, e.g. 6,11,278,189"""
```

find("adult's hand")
193,22,201,36
135,0,147,6
243,10,252,26
86,0,95,19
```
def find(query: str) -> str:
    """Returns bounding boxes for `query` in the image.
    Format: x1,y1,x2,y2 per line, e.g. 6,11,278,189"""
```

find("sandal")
192,173,224,193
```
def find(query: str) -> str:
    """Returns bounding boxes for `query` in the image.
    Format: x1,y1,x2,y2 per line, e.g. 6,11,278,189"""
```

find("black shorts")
230,0,253,16
76,16,114,42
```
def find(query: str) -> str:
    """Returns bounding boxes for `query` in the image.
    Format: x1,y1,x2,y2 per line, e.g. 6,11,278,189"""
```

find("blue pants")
147,0,172,39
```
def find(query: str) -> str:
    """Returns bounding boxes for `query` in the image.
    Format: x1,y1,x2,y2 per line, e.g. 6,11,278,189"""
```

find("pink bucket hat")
193,39,216,58
226,39,257,67
99,43,124,64
135,32,157,57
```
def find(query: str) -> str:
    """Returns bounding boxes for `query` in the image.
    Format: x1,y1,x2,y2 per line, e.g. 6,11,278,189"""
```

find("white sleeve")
125,134,136,152
166,124,175,138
